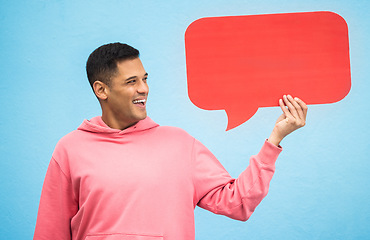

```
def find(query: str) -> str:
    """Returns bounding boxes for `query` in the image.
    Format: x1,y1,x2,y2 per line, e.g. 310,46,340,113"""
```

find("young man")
34,43,307,240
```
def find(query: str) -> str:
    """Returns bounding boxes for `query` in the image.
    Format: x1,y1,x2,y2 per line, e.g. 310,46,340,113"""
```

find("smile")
133,99,146,105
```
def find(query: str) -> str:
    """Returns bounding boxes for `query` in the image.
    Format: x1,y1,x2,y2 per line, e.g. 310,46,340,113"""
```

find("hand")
268,95,308,146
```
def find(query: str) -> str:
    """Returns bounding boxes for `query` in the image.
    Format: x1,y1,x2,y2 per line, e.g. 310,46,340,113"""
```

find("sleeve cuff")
257,140,283,165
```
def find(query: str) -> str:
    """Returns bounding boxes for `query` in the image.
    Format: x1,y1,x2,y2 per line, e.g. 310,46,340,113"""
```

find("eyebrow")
125,73,148,81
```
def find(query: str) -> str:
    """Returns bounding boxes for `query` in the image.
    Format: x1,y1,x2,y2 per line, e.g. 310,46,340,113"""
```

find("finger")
279,98,292,119
288,95,305,120
283,95,299,119
294,97,308,119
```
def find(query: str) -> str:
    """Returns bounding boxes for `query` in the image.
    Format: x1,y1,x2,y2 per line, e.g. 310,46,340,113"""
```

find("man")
34,42,307,240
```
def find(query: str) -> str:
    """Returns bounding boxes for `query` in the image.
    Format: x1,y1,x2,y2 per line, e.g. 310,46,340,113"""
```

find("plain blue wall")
1,0,369,239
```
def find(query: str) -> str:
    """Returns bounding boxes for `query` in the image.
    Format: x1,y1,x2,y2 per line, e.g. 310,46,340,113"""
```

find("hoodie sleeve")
192,139,282,221
34,157,78,240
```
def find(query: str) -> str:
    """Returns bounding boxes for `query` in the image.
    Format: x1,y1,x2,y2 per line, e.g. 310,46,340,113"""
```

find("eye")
143,77,148,83
127,79,136,84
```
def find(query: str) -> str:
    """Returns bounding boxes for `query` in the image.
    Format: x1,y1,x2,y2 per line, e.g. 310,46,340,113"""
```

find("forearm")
197,140,282,221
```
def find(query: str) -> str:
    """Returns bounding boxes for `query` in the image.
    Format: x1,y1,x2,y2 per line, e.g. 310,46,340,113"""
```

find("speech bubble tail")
225,108,258,131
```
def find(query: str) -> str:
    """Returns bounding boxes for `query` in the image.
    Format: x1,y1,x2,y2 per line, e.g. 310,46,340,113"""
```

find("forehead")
115,58,146,78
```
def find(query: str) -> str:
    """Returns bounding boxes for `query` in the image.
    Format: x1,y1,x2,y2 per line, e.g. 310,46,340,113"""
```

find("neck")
101,109,138,130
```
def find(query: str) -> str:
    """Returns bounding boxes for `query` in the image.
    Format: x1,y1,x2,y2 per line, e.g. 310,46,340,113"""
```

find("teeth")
133,99,146,104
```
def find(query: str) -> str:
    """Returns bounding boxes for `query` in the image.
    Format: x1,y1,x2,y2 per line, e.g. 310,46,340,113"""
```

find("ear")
93,81,109,100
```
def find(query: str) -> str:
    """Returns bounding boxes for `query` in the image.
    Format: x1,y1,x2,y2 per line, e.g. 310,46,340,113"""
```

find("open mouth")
133,99,146,106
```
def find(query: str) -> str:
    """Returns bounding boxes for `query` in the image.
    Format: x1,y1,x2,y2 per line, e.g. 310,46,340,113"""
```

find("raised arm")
194,95,307,221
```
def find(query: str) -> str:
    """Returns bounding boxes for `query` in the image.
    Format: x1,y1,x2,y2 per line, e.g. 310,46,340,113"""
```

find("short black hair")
86,42,140,88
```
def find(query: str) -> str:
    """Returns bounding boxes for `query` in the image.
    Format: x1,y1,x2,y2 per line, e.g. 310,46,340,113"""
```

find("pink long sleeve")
34,157,78,240
33,117,283,239
193,140,282,221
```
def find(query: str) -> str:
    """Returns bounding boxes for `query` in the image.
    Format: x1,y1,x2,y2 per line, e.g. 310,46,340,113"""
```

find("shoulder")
148,125,196,146
56,130,82,147
52,130,84,160
155,125,194,139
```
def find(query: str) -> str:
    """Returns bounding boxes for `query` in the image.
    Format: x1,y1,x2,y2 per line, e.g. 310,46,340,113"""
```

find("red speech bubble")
185,11,351,130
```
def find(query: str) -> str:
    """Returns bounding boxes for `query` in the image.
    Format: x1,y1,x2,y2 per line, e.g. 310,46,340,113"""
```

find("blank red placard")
185,11,351,130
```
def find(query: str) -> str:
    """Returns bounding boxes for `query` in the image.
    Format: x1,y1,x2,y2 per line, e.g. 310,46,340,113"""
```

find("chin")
138,113,147,120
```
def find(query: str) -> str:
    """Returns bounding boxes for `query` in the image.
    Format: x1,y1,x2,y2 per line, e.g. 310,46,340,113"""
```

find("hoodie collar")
78,116,159,135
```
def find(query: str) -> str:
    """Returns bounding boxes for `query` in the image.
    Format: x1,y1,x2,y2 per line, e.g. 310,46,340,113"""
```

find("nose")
137,79,149,94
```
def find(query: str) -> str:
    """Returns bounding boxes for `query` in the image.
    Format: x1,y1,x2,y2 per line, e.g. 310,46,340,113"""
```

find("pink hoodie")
34,116,282,240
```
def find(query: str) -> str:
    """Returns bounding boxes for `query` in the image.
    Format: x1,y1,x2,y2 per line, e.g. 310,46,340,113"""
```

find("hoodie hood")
77,116,159,135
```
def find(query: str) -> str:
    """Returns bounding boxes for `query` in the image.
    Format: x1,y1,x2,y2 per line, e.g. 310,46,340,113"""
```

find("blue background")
1,0,369,239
